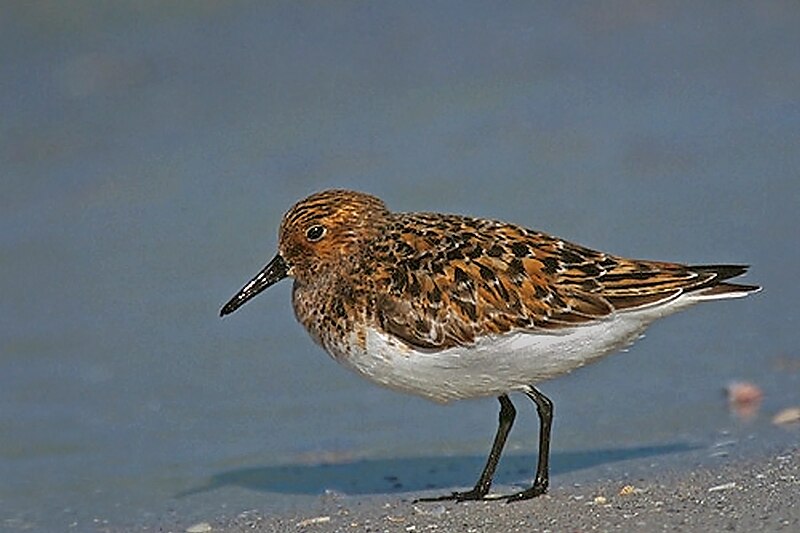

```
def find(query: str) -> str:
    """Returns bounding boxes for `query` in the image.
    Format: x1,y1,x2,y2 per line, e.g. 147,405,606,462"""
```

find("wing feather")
372,213,756,350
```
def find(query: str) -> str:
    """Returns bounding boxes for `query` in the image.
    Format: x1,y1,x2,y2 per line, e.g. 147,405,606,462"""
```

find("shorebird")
221,189,759,502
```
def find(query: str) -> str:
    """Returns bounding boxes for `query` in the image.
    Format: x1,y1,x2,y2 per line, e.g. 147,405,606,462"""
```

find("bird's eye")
305,224,326,242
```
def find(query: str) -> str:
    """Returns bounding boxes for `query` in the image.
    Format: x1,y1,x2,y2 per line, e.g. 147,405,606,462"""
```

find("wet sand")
170,446,798,533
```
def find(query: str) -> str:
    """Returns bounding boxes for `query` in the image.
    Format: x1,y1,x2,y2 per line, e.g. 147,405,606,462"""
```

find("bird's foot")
503,482,548,503
415,480,548,504
414,487,489,503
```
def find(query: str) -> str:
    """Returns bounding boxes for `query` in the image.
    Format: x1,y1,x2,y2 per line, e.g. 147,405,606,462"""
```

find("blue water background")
1,2,798,530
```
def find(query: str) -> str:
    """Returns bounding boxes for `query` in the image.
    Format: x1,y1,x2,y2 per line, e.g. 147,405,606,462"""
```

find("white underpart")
334,289,752,403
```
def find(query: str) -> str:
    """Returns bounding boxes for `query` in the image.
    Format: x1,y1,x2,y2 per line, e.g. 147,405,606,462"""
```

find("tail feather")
689,264,761,300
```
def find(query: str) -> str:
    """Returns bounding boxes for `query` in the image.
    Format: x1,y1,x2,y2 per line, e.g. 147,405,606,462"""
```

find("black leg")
416,394,516,502
505,385,553,503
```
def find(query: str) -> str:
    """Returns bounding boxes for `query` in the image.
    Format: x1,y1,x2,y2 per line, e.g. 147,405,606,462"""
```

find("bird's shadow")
178,443,697,498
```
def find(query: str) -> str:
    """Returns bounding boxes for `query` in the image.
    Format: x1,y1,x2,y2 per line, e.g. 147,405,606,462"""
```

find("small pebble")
708,481,736,492
296,516,331,527
185,522,212,533
593,495,607,504
726,381,763,420
772,407,800,425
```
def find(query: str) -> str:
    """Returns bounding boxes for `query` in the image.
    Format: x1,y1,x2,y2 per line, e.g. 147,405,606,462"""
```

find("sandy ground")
165,447,799,533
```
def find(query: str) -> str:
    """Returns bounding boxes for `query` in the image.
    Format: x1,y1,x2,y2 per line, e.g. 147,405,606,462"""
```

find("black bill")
220,253,289,317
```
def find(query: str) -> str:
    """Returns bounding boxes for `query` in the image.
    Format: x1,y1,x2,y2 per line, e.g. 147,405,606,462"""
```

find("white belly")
332,296,706,403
